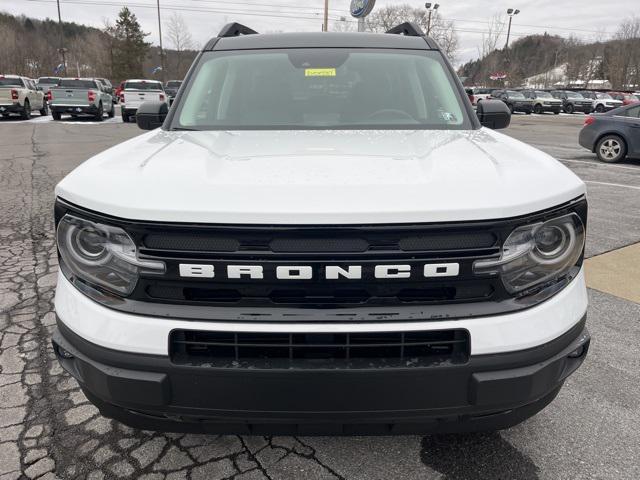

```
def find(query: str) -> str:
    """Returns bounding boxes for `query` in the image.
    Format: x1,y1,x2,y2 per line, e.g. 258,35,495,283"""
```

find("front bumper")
53,317,589,435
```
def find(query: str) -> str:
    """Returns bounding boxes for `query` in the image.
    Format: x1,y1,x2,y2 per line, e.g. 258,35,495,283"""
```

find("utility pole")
56,0,67,76
156,0,165,82
323,0,329,32
505,8,520,49
425,3,439,36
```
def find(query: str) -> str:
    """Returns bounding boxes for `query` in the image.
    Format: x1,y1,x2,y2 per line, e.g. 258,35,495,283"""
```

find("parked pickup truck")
52,23,590,436
37,76,61,98
120,79,166,122
49,78,114,121
0,74,47,119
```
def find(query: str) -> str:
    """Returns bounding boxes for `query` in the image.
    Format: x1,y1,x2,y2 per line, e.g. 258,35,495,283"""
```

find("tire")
108,103,115,118
508,103,514,114
525,109,532,115
39,102,48,116
564,103,574,114
52,111,62,121
533,103,543,114
596,135,627,163
553,110,560,115
94,102,104,121
20,100,31,120
595,104,605,113
122,112,129,123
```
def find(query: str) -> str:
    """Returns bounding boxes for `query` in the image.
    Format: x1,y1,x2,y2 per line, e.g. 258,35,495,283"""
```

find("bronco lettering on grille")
178,263,460,279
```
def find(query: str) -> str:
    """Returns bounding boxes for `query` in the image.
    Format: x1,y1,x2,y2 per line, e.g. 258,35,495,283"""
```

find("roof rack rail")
386,22,425,37
218,22,258,38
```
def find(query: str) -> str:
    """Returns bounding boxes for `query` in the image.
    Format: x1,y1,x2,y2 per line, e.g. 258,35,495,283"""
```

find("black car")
164,80,182,102
578,104,640,162
550,90,592,114
491,89,533,114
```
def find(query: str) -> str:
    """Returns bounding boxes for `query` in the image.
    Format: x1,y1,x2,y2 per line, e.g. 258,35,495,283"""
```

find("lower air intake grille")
169,329,470,369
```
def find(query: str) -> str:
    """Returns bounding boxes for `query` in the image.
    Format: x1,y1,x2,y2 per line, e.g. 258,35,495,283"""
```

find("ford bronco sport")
52,23,590,435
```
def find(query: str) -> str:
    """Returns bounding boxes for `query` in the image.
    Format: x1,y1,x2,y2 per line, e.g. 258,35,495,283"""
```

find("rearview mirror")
476,100,511,129
136,101,168,130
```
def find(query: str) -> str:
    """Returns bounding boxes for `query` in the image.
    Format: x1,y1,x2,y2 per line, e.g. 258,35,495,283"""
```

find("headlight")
57,214,165,295
473,213,585,295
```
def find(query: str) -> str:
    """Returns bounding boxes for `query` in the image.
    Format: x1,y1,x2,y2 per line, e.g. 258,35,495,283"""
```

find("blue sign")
350,0,376,18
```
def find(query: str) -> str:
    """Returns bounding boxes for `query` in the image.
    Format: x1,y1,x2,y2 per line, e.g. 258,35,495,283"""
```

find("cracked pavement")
1,115,639,479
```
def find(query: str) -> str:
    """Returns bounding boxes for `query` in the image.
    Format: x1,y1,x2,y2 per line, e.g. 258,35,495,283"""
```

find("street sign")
350,0,376,18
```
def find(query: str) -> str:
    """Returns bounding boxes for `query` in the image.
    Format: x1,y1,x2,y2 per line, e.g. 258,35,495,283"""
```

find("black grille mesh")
399,232,496,251
170,329,470,369
144,234,239,252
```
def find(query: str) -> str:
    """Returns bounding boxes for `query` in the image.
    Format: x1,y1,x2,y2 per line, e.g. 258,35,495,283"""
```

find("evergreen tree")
109,7,149,81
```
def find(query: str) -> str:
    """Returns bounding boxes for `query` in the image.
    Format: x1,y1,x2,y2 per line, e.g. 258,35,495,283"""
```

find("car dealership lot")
0,115,638,479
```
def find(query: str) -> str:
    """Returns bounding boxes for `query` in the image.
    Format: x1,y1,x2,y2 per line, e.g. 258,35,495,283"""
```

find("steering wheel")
366,109,415,121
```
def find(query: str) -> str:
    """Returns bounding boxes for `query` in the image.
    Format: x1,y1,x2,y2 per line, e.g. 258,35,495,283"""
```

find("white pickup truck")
120,79,167,122
0,74,47,119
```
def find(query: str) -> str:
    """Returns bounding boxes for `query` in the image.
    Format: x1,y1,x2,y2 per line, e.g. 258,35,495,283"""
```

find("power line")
24,0,346,22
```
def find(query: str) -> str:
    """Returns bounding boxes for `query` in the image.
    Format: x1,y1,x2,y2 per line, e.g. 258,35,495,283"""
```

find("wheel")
595,104,605,113
20,100,31,120
553,110,560,115
39,102,48,116
508,103,514,114
52,111,61,121
596,135,627,163
94,102,104,121
564,103,574,114
533,103,543,114
122,112,129,123
525,109,532,115
108,103,115,118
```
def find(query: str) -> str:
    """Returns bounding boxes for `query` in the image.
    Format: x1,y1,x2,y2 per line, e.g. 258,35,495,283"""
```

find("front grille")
169,329,470,369
54,195,588,318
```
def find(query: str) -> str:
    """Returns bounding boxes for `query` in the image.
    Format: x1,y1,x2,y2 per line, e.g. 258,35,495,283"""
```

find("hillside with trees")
0,10,197,82
458,17,640,89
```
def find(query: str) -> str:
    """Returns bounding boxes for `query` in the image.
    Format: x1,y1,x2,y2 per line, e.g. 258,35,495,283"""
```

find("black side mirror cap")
476,99,511,129
136,101,168,130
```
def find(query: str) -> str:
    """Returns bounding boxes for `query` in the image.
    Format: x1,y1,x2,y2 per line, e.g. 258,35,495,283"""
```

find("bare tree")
365,4,459,60
166,12,195,79
479,14,506,59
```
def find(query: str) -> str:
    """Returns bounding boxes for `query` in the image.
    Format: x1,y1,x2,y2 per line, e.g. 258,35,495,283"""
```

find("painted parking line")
560,158,640,171
585,180,640,191
585,242,640,304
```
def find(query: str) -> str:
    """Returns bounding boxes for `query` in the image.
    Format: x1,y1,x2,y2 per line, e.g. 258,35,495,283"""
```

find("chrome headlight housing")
474,213,585,295
57,214,165,296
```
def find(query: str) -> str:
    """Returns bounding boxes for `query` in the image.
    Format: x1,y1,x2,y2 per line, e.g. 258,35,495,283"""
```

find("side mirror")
476,99,511,129
136,101,168,130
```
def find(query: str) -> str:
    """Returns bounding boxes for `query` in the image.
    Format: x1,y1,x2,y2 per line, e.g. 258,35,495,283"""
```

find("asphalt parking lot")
1,111,639,480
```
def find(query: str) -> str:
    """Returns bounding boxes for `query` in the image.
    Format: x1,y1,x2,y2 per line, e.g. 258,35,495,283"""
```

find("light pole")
425,3,439,36
156,0,165,82
56,0,67,75
323,0,329,32
505,8,520,49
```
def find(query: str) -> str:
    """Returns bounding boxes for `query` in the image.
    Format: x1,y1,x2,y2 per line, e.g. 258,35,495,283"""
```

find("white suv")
52,22,590,435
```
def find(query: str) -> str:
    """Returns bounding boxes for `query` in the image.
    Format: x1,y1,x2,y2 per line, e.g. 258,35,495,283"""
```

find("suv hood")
56,128,585,224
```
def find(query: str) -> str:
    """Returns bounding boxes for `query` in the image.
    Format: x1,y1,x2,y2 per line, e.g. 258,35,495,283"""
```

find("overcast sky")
0,0,633,65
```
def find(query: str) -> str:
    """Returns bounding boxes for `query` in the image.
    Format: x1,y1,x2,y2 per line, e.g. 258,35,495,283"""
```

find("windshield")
166,81,181,87
172,49,469,130
506,91,525,99
125,81,163,91
565,92,584,99
38,77,59,84
59,79,97,89
0,77,24,87
535,91,553,98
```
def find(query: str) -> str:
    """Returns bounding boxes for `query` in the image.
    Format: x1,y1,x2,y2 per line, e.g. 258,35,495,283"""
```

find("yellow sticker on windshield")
305,68,336,77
